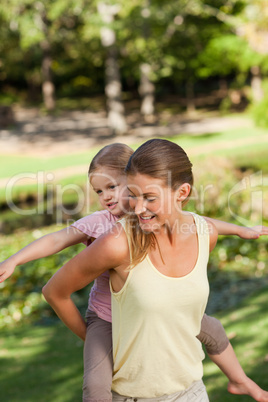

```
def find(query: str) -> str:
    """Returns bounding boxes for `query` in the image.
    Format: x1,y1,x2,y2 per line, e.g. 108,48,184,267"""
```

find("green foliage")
1,0,262,103
198,35,259,78
0,226,87,328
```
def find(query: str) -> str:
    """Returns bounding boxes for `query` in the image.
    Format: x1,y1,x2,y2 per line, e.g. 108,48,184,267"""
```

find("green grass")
169,126,267,152
0,323,84,402
0,152,99,180
204,288,268,401
204,288,268,402
1,287,268,401
1,124,267,181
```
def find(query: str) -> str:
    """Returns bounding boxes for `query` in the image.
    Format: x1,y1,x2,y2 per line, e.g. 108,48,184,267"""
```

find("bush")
0,226,89,328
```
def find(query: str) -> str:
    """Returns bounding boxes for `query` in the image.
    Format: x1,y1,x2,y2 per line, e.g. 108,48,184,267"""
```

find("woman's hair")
88,143,133,176
124,138,193,269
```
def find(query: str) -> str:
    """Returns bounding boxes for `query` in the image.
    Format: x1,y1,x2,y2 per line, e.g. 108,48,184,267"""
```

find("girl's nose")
103,191,112,201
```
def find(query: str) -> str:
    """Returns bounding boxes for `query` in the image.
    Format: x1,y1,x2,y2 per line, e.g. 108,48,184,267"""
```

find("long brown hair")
124,139,193,268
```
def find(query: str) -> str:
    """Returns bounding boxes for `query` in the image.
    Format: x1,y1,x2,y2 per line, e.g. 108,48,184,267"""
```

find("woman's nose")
135,198,146,214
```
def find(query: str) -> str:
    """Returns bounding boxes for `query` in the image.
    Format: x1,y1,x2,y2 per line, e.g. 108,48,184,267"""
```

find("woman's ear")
176,183,191,202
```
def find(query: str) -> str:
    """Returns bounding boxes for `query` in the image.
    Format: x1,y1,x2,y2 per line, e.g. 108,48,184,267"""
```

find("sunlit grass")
1,287,268,401
204,288,268,401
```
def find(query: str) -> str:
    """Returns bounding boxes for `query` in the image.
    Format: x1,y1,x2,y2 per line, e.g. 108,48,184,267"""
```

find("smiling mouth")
139,215,156,222
107,202,117,209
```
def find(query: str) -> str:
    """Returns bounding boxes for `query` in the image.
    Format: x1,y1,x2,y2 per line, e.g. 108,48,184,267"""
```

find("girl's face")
90,167,129,216
127,173,183,233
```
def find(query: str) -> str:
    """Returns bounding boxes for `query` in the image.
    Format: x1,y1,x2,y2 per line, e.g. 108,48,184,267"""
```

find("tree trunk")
251,65,264,103
186,80,195,114
139,63,155,119
139,1,155,121
41,40,56,111
98,3,127,135
40,10,55,111
219,78,228,96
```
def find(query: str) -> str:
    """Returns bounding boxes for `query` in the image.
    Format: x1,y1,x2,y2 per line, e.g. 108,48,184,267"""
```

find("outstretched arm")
205,217,268,239
42,225,129,340
0,227,88,283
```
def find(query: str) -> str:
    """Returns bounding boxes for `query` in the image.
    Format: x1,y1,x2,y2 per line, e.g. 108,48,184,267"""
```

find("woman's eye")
147,198,156,202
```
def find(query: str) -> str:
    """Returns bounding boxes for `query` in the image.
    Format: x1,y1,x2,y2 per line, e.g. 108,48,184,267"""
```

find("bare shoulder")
92,222,130,267
204,217,218,252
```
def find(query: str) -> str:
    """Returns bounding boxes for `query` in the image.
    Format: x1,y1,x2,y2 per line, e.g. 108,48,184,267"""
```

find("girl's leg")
209,343,268,402
198,314,268,402
83,310,113,402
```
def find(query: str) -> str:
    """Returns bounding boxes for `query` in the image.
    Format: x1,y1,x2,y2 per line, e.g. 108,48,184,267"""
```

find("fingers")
0,266,13,282
252,225,268,236
0,271,7,283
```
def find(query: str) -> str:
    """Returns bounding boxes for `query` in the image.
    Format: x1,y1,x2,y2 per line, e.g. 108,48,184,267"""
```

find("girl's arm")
204,217,268,239
42,225,129,340
0,227,88,282
207,220,218,252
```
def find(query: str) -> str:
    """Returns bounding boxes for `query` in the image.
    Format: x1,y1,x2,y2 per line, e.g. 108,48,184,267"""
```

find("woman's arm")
204,217,268,239
0,227,88,283
42,225,129,340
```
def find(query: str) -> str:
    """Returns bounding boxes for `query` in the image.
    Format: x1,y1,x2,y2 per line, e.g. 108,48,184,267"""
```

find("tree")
0,0,86,110
97,2,128,134
236,0,268,102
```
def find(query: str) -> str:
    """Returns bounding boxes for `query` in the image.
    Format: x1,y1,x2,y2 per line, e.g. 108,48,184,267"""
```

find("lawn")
205,288,268,401
1,124,268,181
1,287,268,401
1,123,267,206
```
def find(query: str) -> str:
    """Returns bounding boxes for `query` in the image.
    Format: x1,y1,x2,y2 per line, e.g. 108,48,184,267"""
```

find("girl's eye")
128,194,136,199
96,190,102,195
109,185,117,190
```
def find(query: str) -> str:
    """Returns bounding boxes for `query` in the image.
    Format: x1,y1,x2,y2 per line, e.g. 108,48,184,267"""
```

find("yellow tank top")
110,213,210,398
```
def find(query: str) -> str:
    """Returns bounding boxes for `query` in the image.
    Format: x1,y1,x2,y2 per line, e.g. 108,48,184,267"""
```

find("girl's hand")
0,258,17,282
238,225,268,239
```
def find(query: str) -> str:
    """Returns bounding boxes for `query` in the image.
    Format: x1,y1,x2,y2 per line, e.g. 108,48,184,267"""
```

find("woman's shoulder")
94,221,130,263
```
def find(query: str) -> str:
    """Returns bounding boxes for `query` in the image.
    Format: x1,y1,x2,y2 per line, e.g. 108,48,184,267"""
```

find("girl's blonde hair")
124,139,193,269
88,143,133,175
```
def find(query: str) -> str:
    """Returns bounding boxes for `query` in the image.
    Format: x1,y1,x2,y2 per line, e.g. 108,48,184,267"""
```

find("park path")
0,106,253,156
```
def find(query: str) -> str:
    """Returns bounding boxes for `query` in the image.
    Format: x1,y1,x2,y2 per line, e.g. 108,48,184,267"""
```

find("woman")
42,139,263,400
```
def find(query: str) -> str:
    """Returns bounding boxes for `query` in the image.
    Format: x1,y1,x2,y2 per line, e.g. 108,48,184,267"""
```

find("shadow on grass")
1,287,268,401
204,287,268,401
0,322,84,402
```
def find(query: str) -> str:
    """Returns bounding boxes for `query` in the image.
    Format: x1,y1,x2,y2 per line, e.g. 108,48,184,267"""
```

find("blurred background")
0,0,268,401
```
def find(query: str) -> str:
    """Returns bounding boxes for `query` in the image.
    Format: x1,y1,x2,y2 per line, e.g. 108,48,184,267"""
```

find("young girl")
1,143,268,401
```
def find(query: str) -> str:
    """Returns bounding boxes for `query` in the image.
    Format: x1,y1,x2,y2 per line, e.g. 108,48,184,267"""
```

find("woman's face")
127,173,181,233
